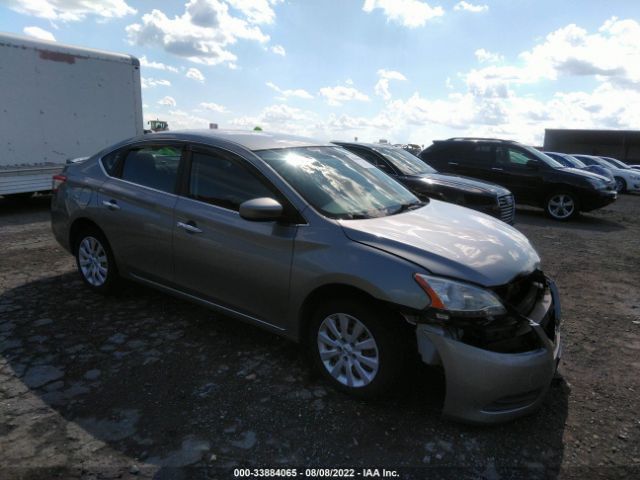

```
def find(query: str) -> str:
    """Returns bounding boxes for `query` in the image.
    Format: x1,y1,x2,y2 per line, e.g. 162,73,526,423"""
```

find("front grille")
497,194,515,224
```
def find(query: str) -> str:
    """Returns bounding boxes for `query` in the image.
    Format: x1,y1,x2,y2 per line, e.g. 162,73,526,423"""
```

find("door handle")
177,221,203,234
448,162,459,166
102,199,120,210
491,167,504,172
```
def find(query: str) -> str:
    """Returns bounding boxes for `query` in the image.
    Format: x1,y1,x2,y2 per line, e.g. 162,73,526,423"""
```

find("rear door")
452,143,500,184
172,145,297,327
96,143,183,282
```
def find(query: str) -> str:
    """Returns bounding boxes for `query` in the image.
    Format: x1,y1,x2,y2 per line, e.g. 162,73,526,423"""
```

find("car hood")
339,199,540,287
402,173,511,196
561,167,613,182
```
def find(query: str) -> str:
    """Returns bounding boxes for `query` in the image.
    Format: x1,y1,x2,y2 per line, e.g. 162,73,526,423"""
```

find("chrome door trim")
176,221,203,233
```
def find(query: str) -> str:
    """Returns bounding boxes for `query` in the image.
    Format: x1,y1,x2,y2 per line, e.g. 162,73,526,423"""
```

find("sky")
1,0,639,146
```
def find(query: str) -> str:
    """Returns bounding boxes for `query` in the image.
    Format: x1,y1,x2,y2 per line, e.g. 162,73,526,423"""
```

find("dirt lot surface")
1,194,639,479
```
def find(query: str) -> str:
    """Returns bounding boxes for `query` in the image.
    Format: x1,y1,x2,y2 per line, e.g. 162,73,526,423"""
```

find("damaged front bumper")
415,278,562,424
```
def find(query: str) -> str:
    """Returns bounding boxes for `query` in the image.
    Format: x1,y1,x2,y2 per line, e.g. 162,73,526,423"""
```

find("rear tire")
74,228,120,294
614,177,627,193
545,192,579,221
308,298,406,398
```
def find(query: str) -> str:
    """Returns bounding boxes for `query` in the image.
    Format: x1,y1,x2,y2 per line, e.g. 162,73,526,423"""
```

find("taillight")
52,174,67,192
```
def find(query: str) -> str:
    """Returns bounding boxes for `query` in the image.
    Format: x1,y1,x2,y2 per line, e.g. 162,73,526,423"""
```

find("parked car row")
542,152,614,182
574,155,640,194
334,141,515,224
51,130,562,424
418,138,618,220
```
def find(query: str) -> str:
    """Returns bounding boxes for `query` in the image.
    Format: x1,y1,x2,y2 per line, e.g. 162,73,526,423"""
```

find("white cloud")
5,0,136,22
229,103,317,136
141,77,172,89
465,17,640,98
158,96,177,107
140,56,179,73
126,0,273,67
146,15,640,147
271,44,286,56
454,2,488,13
23,26,56,41
186,67,206,82
521,18,640,88
226,0,281,25
362,0,444,28
266,81,314,99
475,48,503,64
374,69,407,100
200,102,227,112
145,109,212,130
319,85,370,106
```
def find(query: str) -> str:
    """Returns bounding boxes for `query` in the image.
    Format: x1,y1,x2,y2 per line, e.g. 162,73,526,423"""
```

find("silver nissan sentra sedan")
51,130,562,423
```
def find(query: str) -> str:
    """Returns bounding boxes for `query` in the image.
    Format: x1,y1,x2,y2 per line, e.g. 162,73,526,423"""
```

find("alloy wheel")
547,194,575,220
78,236,109,286
317,313,380,388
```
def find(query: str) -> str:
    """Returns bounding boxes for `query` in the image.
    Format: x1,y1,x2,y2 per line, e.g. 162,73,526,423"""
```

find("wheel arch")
68,217,108,255
297,283,408,344
543,183,582,204
614,176,627,192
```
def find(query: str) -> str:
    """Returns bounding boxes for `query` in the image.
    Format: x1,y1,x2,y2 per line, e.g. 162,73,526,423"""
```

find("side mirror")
239,197,283,221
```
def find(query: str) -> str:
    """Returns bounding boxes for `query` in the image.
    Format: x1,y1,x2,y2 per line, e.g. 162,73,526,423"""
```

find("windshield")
544,152,571,167
257,146,420,219
522,145,564,168
375,146,436,175
589,156,615,169
564,155,586,168
601,157,629,169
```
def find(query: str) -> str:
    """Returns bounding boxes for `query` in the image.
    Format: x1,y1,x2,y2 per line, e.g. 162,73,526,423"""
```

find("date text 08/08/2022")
233,468,400,478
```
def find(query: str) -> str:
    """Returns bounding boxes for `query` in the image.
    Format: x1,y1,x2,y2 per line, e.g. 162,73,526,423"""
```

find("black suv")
419,138,617,220
335,142,516,224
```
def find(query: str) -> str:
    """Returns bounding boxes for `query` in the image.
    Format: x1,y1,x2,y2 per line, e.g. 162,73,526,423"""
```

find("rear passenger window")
188,151,274,211
120,146,181,193
468,145,495,165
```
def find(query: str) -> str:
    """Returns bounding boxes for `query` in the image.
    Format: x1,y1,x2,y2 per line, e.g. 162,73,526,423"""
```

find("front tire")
75,228,120,294
308,299,406,398
545,192,579,221
614,177,627,193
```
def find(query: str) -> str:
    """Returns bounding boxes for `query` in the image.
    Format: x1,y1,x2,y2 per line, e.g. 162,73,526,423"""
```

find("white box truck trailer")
0,32,143,197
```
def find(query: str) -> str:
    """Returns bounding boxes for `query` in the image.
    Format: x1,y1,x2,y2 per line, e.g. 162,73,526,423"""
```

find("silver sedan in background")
51,130,562,423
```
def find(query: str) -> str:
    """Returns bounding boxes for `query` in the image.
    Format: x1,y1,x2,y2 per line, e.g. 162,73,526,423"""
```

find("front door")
172,146,297,327
495,146,545,203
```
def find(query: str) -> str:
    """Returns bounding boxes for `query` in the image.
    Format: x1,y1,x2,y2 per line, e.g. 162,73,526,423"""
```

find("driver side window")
188,151,274,211
498,147,536,167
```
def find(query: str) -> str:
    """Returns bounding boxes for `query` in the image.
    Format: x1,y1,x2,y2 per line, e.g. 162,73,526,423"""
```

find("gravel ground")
1,194,639,479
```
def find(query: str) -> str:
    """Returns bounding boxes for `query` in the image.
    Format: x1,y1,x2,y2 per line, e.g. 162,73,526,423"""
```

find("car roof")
435,137,520,144
137,130,332,151
333,141,398,150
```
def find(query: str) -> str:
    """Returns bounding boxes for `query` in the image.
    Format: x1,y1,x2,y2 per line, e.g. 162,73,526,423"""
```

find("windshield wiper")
337,212,371,220
392,201,425,215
